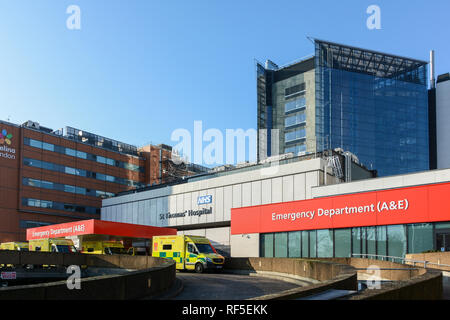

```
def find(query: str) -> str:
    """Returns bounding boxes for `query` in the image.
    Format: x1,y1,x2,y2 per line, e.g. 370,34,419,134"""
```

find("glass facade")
260,223,447,259
314,40,429,176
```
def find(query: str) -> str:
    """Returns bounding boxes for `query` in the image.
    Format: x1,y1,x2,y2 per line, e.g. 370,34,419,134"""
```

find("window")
65,148,76,157
407,224,433,254
387,225,407,260
334,228,351,258
187,243,198,255
19,220,52,229
301,231,309,258
377,226,387,258
367,227,377,257
40,181,53,190
285,128,306,142
23,156,142,187
97,156,106,164
285,144,307,155
29,139,42,149
285,97,306,113
309,230,317,258
105,158,115,166
162,244,172,251
23,198,99,215
317,229,333,257
285,83,306,97
288,232,301,258
42,142,54,151
352,228,361,257
64,185,76,193
77,150,87,159
261,234,274,257
274,232,288,258
76,187,85,195
65,167,77,175
64,204,75,212
40,200,52,208
24,137,143,172
285,112,306,127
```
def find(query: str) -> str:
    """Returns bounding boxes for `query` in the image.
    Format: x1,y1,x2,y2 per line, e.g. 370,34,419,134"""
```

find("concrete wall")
316,258,442,300
405,252,450,272
224,257,357,299
223,257,442,300
0,251,176,300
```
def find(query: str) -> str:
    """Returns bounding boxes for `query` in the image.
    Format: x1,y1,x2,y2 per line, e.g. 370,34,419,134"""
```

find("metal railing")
351,253,450,269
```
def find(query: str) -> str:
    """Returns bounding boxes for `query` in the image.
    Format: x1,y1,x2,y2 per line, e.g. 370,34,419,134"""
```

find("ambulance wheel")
195,263,204,273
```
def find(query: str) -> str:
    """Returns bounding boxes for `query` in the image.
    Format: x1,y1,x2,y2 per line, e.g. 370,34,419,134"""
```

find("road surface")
174,272,309,300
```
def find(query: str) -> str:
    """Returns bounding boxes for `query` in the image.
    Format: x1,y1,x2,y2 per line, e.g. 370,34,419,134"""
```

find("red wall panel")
231,182,450,235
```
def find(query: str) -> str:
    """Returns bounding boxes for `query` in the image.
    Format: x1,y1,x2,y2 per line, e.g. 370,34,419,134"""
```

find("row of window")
285,144,307,155
285,128,306,143
24,137,144,173
22,177,115,198
22,198,100,215
285,97,306,114
23,157,143,188
19,220,52,229
260,223,448,260
285,83,306,98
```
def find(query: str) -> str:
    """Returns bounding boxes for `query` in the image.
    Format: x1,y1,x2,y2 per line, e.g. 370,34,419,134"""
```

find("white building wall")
312,168,450,199
437,79,450,169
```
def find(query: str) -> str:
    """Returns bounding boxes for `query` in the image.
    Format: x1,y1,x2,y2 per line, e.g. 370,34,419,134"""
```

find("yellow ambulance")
0,242,29,268
152,235,224,273
29,239,77,253
0,242,29,251
81,240,126,255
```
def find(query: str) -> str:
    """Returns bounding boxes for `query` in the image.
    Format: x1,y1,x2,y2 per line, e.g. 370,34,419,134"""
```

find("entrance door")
436,233,450,252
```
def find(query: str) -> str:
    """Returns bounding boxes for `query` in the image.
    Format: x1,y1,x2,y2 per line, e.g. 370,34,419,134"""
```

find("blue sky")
0,0,449,165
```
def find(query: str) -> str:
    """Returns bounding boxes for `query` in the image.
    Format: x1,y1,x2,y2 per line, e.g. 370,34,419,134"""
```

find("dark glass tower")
257,39,430,177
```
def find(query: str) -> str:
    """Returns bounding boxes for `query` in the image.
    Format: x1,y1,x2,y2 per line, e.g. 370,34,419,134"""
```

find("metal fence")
351,253,450,269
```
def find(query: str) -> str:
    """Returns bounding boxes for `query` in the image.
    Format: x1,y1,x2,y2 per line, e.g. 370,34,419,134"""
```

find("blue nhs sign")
197,195,213,205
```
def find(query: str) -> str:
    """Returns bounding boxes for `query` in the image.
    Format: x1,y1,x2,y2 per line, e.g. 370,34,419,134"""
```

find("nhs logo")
197,195,213,205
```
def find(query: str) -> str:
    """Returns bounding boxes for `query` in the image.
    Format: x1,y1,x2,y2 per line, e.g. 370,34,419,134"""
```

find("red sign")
1,272,16,280
231,181,450,235
26,219,177,240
